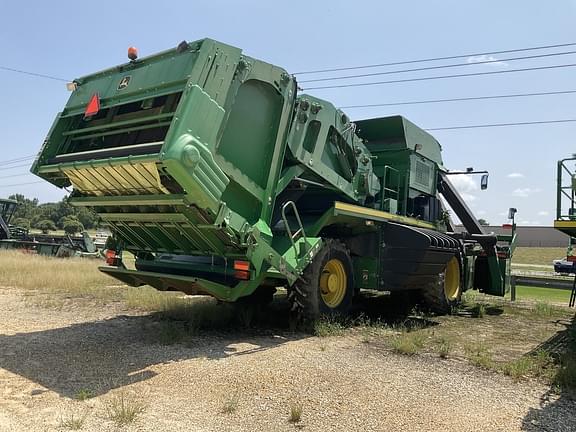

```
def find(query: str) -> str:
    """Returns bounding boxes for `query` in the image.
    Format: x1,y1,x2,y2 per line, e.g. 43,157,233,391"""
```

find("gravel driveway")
0,287,574,432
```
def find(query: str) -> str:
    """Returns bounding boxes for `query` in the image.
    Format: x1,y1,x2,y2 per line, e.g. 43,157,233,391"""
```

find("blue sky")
1,0,575,226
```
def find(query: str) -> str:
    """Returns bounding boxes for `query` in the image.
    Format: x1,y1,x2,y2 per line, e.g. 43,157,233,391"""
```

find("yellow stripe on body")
554,220,576,227
334,201,436,230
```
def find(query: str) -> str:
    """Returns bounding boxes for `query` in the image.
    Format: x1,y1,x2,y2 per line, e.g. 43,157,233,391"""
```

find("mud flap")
474,255,507,296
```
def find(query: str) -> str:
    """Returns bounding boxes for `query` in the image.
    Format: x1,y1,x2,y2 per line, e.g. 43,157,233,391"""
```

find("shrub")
105,393,145,426
288,402,303,423
63,219,84,235
37,219,56,233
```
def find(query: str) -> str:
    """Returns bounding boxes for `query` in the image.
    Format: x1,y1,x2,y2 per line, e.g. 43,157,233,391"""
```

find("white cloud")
449,174,478,203
512,187,542,198
460,193,477,203
537,211,550,216
476,210,487,215
507,173,524,179
467,54,509,68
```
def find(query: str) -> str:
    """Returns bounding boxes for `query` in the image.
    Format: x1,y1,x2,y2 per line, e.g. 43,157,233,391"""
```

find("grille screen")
414,160,432,189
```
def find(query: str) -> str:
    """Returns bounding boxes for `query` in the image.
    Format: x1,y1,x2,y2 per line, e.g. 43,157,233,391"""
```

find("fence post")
510,275,516,302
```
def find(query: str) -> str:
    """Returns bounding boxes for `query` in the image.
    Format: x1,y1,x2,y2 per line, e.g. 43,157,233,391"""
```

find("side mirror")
480,174,489,190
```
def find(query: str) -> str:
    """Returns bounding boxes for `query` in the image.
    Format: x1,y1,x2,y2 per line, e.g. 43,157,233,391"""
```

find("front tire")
289,240,354,322
421,255,462,314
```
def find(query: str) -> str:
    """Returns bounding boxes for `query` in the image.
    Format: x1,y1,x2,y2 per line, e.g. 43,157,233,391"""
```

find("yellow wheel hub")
320,259,347,308
444,256,461,301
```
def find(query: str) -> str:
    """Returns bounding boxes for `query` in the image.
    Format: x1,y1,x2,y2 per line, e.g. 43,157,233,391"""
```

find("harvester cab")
31,38,515,319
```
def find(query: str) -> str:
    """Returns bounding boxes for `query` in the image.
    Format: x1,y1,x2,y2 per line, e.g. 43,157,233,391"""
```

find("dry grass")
313,316,347,337
58,412,86,430
124,286,190,312
390,331,426,356
436,336,454,359
0,250,118,302
288,402,303,423
512,247,565,266
532,301,562,318
105,392,145,426
221,392,240,414
464,342,494,369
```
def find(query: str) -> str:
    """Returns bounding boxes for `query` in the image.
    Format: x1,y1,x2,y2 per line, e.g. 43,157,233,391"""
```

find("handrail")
381,165,400,212
281,201,308,257
557,157,576,220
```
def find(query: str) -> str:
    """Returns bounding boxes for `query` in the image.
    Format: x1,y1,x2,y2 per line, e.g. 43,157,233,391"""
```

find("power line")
0,155,35,166
300,50,576,83
0,172,33,180
426,118,576,131
340,89,576,109
0,181,44,188
0,163,34,171
0,65,69,82
294,41,576,75
303,62,576,91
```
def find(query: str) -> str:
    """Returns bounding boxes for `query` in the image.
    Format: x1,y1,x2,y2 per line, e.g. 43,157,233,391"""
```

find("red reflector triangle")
84,93,100,117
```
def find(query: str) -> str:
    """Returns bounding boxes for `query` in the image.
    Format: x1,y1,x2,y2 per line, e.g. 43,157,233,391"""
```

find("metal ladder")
281,201,309,258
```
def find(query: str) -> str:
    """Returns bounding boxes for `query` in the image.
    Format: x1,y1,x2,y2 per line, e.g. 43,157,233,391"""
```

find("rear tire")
289,240,354,323
421,255,462,314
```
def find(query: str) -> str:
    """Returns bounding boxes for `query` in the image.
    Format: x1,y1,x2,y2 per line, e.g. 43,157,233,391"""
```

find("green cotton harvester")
31,39,516,319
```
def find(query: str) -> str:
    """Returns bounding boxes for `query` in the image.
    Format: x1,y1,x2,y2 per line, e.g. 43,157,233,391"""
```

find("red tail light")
234,260,250,271
233,260,250,279
234,270,250,280
85,93,100,117
105,249,118,266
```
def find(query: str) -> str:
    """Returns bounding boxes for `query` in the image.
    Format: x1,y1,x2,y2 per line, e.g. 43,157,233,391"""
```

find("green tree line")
7,194,99,235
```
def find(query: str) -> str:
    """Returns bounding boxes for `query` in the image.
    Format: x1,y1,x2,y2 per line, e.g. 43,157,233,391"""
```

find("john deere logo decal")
117,76,131,90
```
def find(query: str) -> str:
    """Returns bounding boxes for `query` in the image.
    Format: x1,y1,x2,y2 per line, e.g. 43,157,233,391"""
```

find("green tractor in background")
0,197,98,257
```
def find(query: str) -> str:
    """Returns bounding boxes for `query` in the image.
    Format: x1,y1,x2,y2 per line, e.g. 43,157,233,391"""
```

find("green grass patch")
75,388,95,401
435,336,454,359
390,332,426,356
472,303,486,318
221,392,240,414
554,356,576,391
501,350,555,382
464,342,494,369
553,322,576,392
314,316,347,337
515,286,572,304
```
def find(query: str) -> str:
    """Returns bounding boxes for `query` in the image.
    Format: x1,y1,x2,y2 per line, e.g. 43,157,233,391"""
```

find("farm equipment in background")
553,156,576,307
0,198,18,241
0,198,99,258
31,38,515,319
